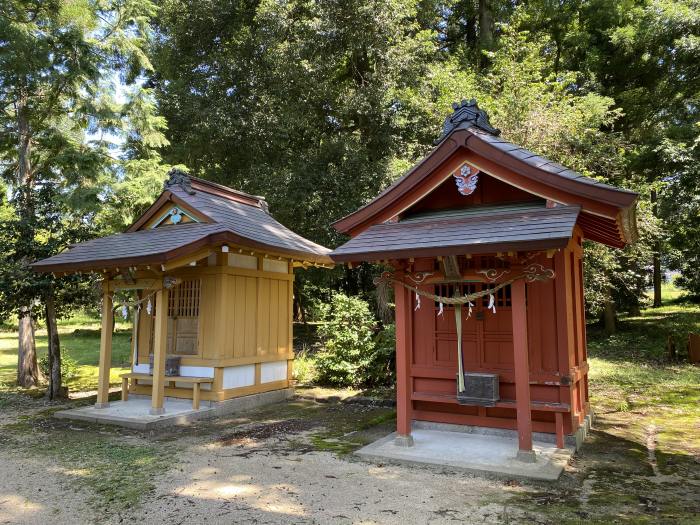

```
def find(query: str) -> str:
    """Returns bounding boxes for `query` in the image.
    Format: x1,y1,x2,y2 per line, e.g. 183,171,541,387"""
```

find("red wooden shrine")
329,101,637,459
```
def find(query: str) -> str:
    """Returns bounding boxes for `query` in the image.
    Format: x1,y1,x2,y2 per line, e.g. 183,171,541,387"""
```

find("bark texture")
603,300,617,336
45,292,65,399
651,190,662,307
478,0,494,67
15,90,41,387
17,307,39,387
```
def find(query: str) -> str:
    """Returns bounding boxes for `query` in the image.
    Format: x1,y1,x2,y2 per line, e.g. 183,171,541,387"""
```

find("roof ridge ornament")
164,168,196,195
438,99,501,142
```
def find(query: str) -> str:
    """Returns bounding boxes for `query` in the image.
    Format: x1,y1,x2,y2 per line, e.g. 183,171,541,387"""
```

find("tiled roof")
33,173,331,272
330,204,580,262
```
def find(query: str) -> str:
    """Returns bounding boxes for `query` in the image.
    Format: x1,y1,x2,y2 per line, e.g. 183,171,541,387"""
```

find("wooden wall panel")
256,277,270,355
278,279,287,355
136,303,152,362
243,276,257,357
198,274,219,360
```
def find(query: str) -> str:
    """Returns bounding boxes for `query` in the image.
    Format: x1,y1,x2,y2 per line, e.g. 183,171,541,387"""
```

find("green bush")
293,346,319,385
315,293,395,388
38,354,79,381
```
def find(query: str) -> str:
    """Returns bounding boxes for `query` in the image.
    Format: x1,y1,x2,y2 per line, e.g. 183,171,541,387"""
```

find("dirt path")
0,450,94,525
124,433,514,525
1,397,698,524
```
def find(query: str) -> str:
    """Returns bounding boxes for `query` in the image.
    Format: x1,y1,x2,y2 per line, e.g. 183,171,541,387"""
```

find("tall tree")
151,0,437,248
0,0,158,391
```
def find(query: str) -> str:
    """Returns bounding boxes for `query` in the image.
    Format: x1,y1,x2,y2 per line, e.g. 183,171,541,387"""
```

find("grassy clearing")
0,311,132,394
587,298,700,455
509,293,700,523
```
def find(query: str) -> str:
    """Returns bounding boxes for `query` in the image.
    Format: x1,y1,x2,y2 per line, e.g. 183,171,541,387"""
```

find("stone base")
55,387,296,431
94,402,110,409
413,419,590,451
394,434,414,447
357,428,573,481
516,449,537,463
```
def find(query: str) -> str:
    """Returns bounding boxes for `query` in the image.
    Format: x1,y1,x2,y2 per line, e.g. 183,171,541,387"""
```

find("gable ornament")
453,163,480,196
164,168,196,195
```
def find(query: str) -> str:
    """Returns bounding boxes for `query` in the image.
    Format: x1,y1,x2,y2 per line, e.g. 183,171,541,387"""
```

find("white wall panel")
223,365,256,389
260,360,287,383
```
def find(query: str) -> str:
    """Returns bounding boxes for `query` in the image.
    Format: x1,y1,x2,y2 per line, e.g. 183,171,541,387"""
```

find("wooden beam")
512,278,535,461
161,247,214,271
442,255,461,280
109,278,158,290
96,281,113,408
150,287,169,415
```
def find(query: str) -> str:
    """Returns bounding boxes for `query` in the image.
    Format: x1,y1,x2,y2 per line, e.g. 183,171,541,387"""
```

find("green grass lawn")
0,311,133,393
588,285,700,455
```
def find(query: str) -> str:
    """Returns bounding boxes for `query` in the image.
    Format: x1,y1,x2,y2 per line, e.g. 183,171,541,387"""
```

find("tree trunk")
629,302,641,317
651,190,662,307
478,0,494,67
45,292,65,400
603,300,616,336
16,88,40,386
17,307,40,387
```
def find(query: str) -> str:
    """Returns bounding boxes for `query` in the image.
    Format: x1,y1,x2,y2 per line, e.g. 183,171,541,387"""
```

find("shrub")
293,346,319,384
315,293,395,388
38,354,79,382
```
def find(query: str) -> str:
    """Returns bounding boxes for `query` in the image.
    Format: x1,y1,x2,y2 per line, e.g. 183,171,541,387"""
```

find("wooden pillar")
512,279,535,461
95,282,113,408
394,278,413,447
150,287,169,415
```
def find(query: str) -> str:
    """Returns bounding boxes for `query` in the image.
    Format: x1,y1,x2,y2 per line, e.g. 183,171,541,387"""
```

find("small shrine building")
34,171,331,417
329,101,637,460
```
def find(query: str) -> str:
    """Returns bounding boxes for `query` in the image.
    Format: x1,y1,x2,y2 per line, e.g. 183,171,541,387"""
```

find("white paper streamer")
146,298,152,315
487,293,496,314
121,304,128,319
437,302,444,317
467,300,474,318
414,292,421,311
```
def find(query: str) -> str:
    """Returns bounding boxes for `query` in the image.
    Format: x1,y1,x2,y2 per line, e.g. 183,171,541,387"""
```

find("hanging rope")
374,271,517,308
374,264,555,396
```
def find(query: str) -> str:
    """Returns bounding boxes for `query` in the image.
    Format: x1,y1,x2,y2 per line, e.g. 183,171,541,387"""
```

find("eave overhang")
332,127,638,249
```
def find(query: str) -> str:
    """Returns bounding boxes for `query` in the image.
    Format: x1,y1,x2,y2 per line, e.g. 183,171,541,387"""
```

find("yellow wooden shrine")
34,171,332,414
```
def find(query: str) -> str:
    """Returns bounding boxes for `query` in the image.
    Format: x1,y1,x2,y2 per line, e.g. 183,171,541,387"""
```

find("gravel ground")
124,435,515,525
0,398,520,525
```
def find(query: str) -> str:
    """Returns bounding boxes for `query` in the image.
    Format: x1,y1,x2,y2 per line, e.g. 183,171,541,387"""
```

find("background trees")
150,0,700,328
0,0,164,393
1,0,697,391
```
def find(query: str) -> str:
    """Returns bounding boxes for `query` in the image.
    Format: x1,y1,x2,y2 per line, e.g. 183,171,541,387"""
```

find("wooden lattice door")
167,279,201,355
150,279,201,356
432,283,513,372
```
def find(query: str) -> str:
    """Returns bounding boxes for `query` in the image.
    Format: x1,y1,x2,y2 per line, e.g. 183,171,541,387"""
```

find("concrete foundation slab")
54,398,215,430
54,388,295,430
356,428,574,481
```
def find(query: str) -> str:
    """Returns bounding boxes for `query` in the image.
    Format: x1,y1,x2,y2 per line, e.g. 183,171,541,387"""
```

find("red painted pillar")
394,279,413,447
512,279,535,461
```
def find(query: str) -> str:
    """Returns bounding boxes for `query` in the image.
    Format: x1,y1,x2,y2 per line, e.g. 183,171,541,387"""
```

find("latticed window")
148,279,201,356
168,279,201,318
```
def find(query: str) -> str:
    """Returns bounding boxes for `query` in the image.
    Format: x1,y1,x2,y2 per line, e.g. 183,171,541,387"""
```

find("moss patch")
0,407,175,514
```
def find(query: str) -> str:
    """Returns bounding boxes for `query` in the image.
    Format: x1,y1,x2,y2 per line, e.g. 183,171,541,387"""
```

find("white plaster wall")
223,365,256,389
260,360,287,383
228,253,258,269
262,259,288,273
179,366,215,378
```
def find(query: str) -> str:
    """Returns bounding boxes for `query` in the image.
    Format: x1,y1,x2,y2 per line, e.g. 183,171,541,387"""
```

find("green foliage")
38,353,78,382
316,293,394,388
316,294,377,387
